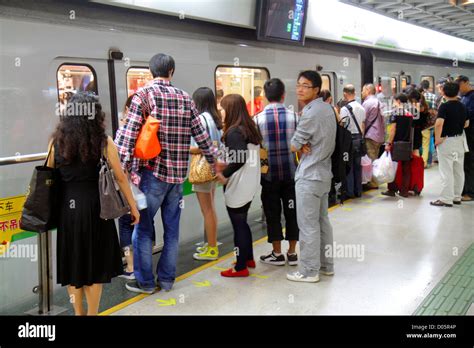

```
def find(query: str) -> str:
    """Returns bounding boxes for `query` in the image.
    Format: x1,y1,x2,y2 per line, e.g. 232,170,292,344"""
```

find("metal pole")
38,232,49,314
26,231,67,316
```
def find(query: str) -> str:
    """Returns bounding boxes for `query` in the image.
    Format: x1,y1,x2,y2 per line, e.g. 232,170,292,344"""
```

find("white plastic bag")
361,155,373,184
130,182,147,210
372,151,398,184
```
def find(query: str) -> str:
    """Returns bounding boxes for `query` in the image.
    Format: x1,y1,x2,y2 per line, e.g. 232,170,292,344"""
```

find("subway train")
1,1,473,312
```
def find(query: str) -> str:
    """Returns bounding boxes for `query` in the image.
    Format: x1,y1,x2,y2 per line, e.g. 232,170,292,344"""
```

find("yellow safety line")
100,236,268,315
100,188,379,315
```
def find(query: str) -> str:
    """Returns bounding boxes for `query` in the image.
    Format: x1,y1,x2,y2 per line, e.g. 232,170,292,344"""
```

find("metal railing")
0,152,47,166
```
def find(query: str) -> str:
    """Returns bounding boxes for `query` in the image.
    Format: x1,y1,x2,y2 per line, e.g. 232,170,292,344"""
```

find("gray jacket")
291,97,336,182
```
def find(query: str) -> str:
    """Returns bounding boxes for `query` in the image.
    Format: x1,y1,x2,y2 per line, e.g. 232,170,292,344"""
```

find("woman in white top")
216,94,261,277
190,87,223,260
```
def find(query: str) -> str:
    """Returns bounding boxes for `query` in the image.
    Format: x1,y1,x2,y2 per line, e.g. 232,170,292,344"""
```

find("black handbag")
20,145,57,233
392,123,414,162
345,104,367,156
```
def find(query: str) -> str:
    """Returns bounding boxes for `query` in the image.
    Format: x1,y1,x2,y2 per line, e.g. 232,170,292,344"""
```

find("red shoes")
221,267,250,277
232,260,256,268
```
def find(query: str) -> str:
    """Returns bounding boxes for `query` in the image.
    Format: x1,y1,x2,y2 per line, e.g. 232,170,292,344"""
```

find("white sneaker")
286,271,319,283
196,242,208,253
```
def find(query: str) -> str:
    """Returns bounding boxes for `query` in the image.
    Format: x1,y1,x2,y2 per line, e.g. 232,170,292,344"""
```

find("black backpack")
331,109,353,184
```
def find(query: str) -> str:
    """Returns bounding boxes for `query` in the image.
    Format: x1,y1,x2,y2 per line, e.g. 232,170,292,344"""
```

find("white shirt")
224,143,260,208
340,100,366,135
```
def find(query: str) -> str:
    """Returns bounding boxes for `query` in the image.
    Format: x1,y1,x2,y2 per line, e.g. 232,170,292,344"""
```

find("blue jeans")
132,169,183,291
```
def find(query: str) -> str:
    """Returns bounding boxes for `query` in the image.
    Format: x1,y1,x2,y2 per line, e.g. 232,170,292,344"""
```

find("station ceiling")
341,0,474,42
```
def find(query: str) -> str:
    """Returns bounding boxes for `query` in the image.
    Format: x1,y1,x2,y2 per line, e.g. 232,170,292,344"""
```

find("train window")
420,75,435,93
57,64,97,111
127,67,153,96
321,74,331,92
391,77,398,95
401,76,409,91
215,66,270,117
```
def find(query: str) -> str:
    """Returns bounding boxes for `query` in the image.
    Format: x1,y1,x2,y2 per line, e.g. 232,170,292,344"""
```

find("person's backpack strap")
345,104,363,136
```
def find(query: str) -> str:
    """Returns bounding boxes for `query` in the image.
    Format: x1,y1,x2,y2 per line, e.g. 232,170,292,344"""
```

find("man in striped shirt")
255,78,299,267
115,53,216,294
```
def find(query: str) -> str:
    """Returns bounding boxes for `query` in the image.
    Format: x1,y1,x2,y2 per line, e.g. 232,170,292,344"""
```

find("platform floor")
108,166,474,315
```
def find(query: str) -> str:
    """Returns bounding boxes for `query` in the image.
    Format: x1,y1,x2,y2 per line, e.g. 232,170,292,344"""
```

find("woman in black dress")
47,92,140,315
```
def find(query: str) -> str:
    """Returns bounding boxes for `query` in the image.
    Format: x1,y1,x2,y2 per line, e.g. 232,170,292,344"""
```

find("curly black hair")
51,92,107,164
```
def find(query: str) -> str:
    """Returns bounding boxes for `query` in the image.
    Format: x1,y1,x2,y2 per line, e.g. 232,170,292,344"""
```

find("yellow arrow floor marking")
156,298,176,306
192,280,211,287
212,266,227,271
250,274,268,279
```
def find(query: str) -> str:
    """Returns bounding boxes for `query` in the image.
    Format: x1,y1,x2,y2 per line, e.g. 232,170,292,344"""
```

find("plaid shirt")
115,79,216,184
423,91,437,110
255,103,297,182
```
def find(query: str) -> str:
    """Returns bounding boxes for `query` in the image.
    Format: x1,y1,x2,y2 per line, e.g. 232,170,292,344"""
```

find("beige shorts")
192,180,217,193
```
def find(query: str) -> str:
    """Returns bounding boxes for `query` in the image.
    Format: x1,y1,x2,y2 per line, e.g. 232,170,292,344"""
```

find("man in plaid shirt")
115,53,216,294
254,78,299,267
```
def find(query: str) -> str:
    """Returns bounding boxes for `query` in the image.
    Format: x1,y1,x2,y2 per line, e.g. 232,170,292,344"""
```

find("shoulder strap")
364,101,380,134
345,104,363,135
202,113,211,135
101,138,108,161
44,142,54,167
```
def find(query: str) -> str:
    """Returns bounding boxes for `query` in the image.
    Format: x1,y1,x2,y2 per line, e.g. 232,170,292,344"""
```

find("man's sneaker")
286,271,319,283
118,270,135,280
196,242,208,253
260,251,286,266
320,267,335,276
287,253,298,266
125,280,155,294
193,246,219,260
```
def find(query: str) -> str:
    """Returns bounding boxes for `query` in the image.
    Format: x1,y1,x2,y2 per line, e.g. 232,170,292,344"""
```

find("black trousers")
463,126,474,197
227,201,253,271
261,178,299,243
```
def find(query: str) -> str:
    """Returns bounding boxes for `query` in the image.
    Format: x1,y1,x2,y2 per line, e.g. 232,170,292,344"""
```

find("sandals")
430,200,453,207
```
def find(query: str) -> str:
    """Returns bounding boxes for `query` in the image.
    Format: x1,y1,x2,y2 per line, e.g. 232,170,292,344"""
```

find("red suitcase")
409,155,424,195
394,155,424,195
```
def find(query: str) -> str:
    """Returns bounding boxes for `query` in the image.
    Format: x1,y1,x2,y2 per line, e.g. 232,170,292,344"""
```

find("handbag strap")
202,113,211,136
345,104,363,136
44,142,54,167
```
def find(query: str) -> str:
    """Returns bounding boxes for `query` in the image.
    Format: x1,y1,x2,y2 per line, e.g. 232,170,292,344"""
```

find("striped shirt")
255,103,297,181
115,79,216,184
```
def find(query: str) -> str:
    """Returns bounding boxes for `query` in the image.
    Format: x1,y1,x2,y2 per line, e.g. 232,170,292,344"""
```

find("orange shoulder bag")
133,112,161,160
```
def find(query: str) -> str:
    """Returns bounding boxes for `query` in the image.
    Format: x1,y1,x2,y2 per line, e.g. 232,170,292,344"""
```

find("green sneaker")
193,246,219,260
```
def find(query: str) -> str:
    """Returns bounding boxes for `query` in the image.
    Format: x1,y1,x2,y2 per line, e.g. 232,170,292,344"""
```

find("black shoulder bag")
345,104,367,157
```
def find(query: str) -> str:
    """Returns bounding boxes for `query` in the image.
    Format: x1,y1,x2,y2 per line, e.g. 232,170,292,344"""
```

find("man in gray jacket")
287,70,337,283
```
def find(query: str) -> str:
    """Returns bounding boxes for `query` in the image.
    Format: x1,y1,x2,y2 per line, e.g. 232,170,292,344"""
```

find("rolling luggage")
395,155,424,195
409,155,424,195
